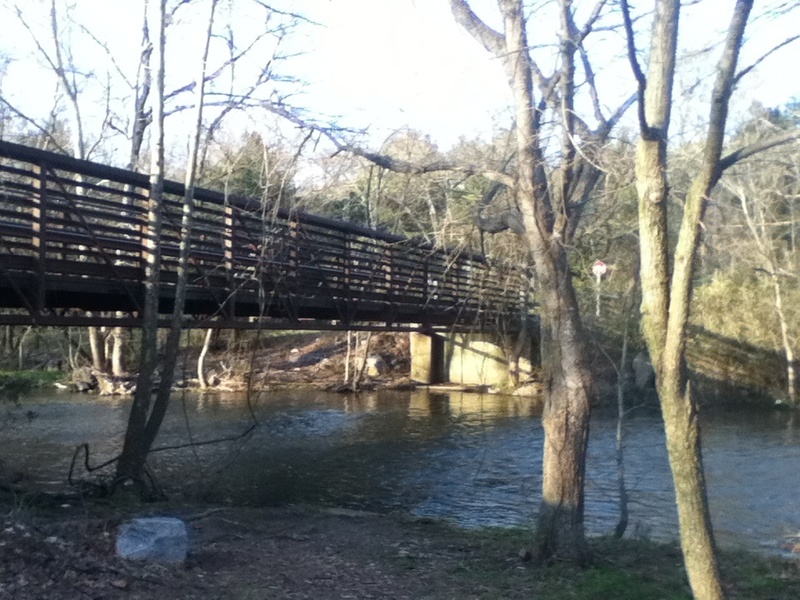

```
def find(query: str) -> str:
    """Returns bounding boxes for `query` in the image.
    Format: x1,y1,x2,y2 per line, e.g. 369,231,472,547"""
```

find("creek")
2,388,799,555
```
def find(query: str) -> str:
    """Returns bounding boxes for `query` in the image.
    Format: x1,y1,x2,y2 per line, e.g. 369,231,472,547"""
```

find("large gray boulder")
116,517,188,564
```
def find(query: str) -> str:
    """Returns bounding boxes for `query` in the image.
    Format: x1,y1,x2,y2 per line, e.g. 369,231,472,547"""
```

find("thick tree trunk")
624,0,748,595
660,380,722,600
448,0,626,562
535,271,593,563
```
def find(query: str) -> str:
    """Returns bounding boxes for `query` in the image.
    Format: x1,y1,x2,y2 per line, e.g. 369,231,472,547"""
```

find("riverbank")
4,328,792,409
1,493,799,600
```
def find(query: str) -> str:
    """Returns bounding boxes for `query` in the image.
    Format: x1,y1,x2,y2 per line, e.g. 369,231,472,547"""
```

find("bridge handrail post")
31,162,48,312
423,253,429,308
384,243,392,301
343,232,350,304
224,201,236,316
289,215,298,299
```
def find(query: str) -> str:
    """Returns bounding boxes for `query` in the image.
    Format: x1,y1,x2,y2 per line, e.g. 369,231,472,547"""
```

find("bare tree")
444,0,633,562
116,0,218,489
623,0,800,597
115,0,168,491
311,0,631,562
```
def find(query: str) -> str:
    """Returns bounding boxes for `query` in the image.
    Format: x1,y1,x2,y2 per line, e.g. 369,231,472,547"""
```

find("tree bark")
535,269,593,563
772,276,797,406
625,0,758,597
448,0,610,562
501,0,594,563
110,328,128,376
88,326,107,372
116,0,218,489
141,0,217,451
115,0,168,488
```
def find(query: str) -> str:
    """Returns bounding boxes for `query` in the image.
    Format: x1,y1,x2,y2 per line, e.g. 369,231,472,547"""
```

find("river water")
2,388,799,554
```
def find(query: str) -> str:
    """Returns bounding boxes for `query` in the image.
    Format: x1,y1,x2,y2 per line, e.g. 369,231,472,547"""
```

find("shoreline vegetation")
0,495,799,600
2,329,794,409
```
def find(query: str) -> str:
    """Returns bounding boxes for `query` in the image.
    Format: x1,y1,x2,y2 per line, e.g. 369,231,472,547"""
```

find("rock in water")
116,517,188,564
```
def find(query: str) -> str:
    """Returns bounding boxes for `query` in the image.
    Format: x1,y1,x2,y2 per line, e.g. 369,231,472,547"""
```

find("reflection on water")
3,388,800,554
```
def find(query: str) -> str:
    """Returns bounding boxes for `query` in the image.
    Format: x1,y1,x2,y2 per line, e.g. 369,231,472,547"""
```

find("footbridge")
0,141,529,332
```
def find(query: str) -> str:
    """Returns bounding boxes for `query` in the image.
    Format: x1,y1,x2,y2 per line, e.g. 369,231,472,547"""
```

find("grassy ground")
1,493,798,600
0,369,63,394
436,526,800,600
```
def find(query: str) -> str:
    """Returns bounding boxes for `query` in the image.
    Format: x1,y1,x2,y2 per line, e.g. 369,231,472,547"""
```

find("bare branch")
0,94,69,153
75,22,134,91
165,28,276,102
735,34,800,84
263,100,518,187
250,0,319,25
448,0,505,58
576,0,608,45
719,130,800,172
600,93,637,137
335,142,515,187
702,0,754,185
620,0,647,133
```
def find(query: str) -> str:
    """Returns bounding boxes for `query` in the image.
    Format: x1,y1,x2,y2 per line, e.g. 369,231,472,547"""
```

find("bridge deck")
0,141,527,331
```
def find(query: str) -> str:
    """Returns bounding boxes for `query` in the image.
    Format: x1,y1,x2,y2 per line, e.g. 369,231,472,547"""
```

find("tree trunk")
624,1,759,596
111,327,129,376
660,381,723,599
116,0,217,490
771,276,797,406
614,278,636,539
448,0,601,561
344,331,352,386
4,325,13,355
18,326,32,370
88,326,107,372
637,142,726,600
353,331,373,391
116,0,168,489
197,327,213,389
535,278,592,563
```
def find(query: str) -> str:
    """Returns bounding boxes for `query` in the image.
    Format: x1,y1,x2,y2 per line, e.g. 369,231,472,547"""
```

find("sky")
289,0,799,149
0,0,798,157
291,0,511,149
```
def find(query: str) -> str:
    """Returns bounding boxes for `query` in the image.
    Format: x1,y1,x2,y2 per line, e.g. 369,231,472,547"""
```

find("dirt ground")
0,498,525,600
194,331,415,392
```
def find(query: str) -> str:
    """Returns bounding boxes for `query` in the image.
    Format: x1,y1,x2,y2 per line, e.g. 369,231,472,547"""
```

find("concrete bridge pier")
410,331,446,384
410,328,536,388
